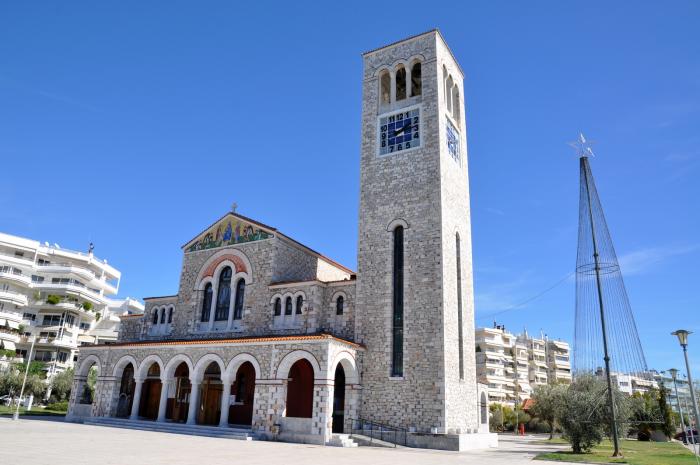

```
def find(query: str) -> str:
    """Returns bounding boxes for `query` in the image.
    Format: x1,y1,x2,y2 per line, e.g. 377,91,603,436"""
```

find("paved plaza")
0,417,565,465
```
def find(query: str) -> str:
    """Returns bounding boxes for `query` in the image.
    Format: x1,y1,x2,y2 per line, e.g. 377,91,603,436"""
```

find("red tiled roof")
85,333,364,350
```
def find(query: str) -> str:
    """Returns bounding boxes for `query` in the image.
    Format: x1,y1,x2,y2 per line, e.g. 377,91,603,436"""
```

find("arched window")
285,296,293,315
201,283,213,322
152,309,159,325
446,76,453,114
392,225,404,377
215,266,232,321
168,307,173,324
443,65,449,104
336,295,344,315
452,86,461,124
274,298,281,316
160,307,166,324
395,66,406,101
380,70,391,105
456,233,464,380
233,279,245,320
295,295,303,315
411,62,422,97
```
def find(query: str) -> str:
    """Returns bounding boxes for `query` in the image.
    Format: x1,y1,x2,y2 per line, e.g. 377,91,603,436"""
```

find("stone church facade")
67,30,494,450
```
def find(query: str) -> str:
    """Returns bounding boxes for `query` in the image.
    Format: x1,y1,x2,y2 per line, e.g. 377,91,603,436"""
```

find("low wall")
406,431,498,451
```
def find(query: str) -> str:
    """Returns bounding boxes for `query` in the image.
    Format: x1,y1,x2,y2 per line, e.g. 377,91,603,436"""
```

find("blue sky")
1,2,699,374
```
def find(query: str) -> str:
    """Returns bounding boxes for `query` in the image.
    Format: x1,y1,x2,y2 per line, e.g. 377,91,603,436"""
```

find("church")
66,30,495,450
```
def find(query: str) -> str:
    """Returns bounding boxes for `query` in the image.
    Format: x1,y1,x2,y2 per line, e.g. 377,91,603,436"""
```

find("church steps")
83,417,254,440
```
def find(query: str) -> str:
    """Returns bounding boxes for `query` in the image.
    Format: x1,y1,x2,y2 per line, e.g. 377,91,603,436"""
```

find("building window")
65,314,75,327
57,351,69,363
380,70,391,104
31,275,44,283
42,314,62,326
285,297,293,316
274,298,281,316
446,75,453,114
452,86,461,123
152,310,159,325
411,62,421,96
456,233,464,380
22,313,36,321
336,296,344,315
214,266,232,321
201,283,213,322
168,307,173,324
395,66,406,101
391,225,404,377
295,295,303,315
160,307,166,324
233,279,245,320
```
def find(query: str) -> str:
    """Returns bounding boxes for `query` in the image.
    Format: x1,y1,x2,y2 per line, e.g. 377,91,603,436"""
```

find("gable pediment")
183,213,274,253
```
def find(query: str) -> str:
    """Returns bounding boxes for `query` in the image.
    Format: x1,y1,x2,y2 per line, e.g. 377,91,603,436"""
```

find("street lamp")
13,336,36,421
670,369,689,445
673,330,700,449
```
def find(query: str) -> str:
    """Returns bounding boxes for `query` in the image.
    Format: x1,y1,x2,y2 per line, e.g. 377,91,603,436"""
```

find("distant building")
475,324,571,408
0,232,143,377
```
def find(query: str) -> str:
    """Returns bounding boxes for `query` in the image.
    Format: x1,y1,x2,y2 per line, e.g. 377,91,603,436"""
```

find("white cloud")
618,244,700,275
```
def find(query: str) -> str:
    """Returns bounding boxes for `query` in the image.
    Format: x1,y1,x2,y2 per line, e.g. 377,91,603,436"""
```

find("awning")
1,340,16,351
6,319,19,329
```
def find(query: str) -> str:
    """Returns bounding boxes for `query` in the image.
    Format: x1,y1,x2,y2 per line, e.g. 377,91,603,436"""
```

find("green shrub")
46,400,69,412
46,295,61,305
82,301,93,311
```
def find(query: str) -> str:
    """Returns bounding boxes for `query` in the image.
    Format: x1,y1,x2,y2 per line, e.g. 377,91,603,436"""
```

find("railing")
346,418,408,447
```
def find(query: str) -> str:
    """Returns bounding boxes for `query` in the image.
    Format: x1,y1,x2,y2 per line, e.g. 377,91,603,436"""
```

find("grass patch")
536,439,696,465
0,405,66,417
538,437,570,445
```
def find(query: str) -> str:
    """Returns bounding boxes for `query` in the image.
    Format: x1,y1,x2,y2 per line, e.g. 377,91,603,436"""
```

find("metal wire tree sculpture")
572,134,649,456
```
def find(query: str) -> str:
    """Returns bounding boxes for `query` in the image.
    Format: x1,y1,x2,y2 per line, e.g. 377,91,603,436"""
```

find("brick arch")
196,249,253,289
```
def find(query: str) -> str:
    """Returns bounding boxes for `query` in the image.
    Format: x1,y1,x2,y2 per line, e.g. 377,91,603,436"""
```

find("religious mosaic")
186,216,272,252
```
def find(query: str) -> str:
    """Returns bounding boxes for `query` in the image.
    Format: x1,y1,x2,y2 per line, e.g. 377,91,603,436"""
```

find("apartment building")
476,324,571,408
0,232,143,377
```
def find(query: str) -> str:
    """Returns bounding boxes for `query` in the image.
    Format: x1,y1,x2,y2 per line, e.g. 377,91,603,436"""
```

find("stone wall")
67,336,362,444
356,30,478,433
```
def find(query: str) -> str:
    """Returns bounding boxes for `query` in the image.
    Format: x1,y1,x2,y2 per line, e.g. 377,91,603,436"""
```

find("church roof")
181,211,354,274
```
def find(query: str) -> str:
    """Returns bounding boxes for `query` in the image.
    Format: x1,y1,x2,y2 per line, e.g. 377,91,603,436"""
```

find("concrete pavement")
0,418,567,464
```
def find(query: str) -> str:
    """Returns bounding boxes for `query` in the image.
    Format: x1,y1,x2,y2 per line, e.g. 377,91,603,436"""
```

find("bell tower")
356,30,478,434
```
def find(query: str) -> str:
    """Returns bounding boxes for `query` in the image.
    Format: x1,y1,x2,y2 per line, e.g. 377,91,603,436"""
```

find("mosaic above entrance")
186,216,273,252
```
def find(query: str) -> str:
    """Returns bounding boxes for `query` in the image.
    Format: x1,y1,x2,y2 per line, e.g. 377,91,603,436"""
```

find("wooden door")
139,380,162,420
199,380,222,425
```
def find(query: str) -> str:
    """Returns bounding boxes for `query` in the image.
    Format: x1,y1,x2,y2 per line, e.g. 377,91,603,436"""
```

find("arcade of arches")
67,337,361,443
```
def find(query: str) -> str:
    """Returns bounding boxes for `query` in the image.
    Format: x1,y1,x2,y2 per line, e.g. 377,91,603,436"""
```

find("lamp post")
670,369,688,444
673,330,700,444
13,336,36,421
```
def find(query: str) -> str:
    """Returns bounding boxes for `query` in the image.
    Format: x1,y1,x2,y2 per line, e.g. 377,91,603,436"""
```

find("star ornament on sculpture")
568,133,596,158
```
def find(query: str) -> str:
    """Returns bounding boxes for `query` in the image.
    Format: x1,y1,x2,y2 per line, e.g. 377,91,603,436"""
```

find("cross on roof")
569,133,595,158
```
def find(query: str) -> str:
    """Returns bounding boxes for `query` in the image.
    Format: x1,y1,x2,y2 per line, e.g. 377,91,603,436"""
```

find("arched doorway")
198,362,222,425
286,359,314,418
229,361,255,426
116,363,135,418
167,362,191,423
332,364,346,433
138,363,162,420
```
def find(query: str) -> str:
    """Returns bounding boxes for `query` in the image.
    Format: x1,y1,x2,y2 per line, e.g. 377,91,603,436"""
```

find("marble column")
130,379,144,420
157,380,171,422
218,378,232,427
186,380,201,425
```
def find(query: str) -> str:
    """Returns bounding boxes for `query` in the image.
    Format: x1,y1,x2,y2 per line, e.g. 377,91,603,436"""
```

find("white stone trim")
192,352,226,382
163,353,194,379
224,352,262,384
77,354,101,377
111,354,138,378
136,354,165,381
276,350,323,380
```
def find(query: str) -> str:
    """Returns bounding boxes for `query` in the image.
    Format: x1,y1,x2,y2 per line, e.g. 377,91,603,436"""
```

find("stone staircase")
82,417,255,440
328,433,359,447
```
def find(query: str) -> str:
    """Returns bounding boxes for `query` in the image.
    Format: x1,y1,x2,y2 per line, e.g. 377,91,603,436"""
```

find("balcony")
0,250,34,267
0,289,28,307
21,335,76,349
34,283,106,305
0,270,31,287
